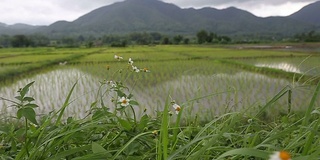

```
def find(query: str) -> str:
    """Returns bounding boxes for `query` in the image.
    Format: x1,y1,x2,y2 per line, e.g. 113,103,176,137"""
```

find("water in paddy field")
0,65,319,120
255,63,303,73
0,68,101,119
240,56,320,76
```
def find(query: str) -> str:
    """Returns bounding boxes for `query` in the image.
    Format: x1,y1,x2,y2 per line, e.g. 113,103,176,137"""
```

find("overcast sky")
0,0,318,26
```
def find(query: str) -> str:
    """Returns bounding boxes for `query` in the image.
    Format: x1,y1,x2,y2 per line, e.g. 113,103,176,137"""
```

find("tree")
293,31,320,42
207,32,217,43
28,34,50,47
161,37,170,45
196,30,208,44
183,38,190,44
0,34,11,48
77,35,85,45
150,32,162,44
173,35,183,44
11,35,31,47
218,36,231,44
86,41,94,48
110,40,127,47
61,37,76,47
129,32,151,45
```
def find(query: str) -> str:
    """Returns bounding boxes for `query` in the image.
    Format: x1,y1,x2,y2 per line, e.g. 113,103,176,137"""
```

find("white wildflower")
172,103,181,114
118,97,130,107
114,55,123,61
128,58,133,65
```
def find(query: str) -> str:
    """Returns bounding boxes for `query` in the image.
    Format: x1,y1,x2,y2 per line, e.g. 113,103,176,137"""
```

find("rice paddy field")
0,44,319,159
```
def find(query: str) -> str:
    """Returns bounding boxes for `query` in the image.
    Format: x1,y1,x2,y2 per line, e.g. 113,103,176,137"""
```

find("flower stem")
130,105,137,126
24,117,30,157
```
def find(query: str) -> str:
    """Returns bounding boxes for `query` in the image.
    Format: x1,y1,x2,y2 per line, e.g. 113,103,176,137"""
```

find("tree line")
0,29,237,48
1,30,318,48
293,31,320,42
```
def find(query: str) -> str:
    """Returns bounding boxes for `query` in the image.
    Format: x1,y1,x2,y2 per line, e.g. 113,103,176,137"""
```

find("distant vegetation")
294,30,320,42
1,30,320,48
0,31,219,48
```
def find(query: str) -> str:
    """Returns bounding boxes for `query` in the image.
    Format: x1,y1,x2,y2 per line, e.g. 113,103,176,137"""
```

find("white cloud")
163,0,316,6
199,1,313,17
248,2,312,17
0,0,120,25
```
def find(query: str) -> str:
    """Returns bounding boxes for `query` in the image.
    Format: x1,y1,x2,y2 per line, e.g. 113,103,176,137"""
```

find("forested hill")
1,0,320,38
289,1,320,26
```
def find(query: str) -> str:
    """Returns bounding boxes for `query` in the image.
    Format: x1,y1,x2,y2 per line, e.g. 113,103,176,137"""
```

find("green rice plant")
0,54,71,65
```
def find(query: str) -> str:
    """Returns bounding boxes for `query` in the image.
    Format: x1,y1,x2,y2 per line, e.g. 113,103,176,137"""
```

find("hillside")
1,0,320,38
289,1,320,26
0,23,40,35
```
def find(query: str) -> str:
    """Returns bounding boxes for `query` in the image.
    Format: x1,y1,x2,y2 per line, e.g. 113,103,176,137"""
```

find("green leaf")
46,145,91,160
72,152,113,160
303,81,320,126
17,109,23,119
118,118,132,131
293,155,312,160
15,96,22,101
216,148,269,159
112,132,151,159
23,97,35,102
55,82,77,126
92,142,107,153
127,94,133,99
25,103,39,108
90,101,98,108
129,100,139,106
67,117,73,124
20,81,35,98
116,90,125,98
137,115,149,131
92,110,104,120
311,109,320,115
159,94,171,160
18,108,38,125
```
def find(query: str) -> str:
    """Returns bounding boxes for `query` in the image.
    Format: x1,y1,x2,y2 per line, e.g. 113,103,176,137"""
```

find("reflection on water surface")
255,62,302,73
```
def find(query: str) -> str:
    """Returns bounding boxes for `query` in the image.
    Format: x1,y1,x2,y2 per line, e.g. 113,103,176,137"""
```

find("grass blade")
111,132,151,159
159,95,170,160
55,81,78,126
255,86,289,118
216,148,269,159
46,145,91,160
302,81,320,126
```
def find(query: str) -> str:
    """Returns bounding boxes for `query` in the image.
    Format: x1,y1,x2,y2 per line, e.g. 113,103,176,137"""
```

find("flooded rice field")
1,60,318,120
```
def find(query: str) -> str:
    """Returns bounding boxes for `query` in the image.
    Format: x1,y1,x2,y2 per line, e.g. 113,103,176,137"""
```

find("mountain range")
1,0,320,38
